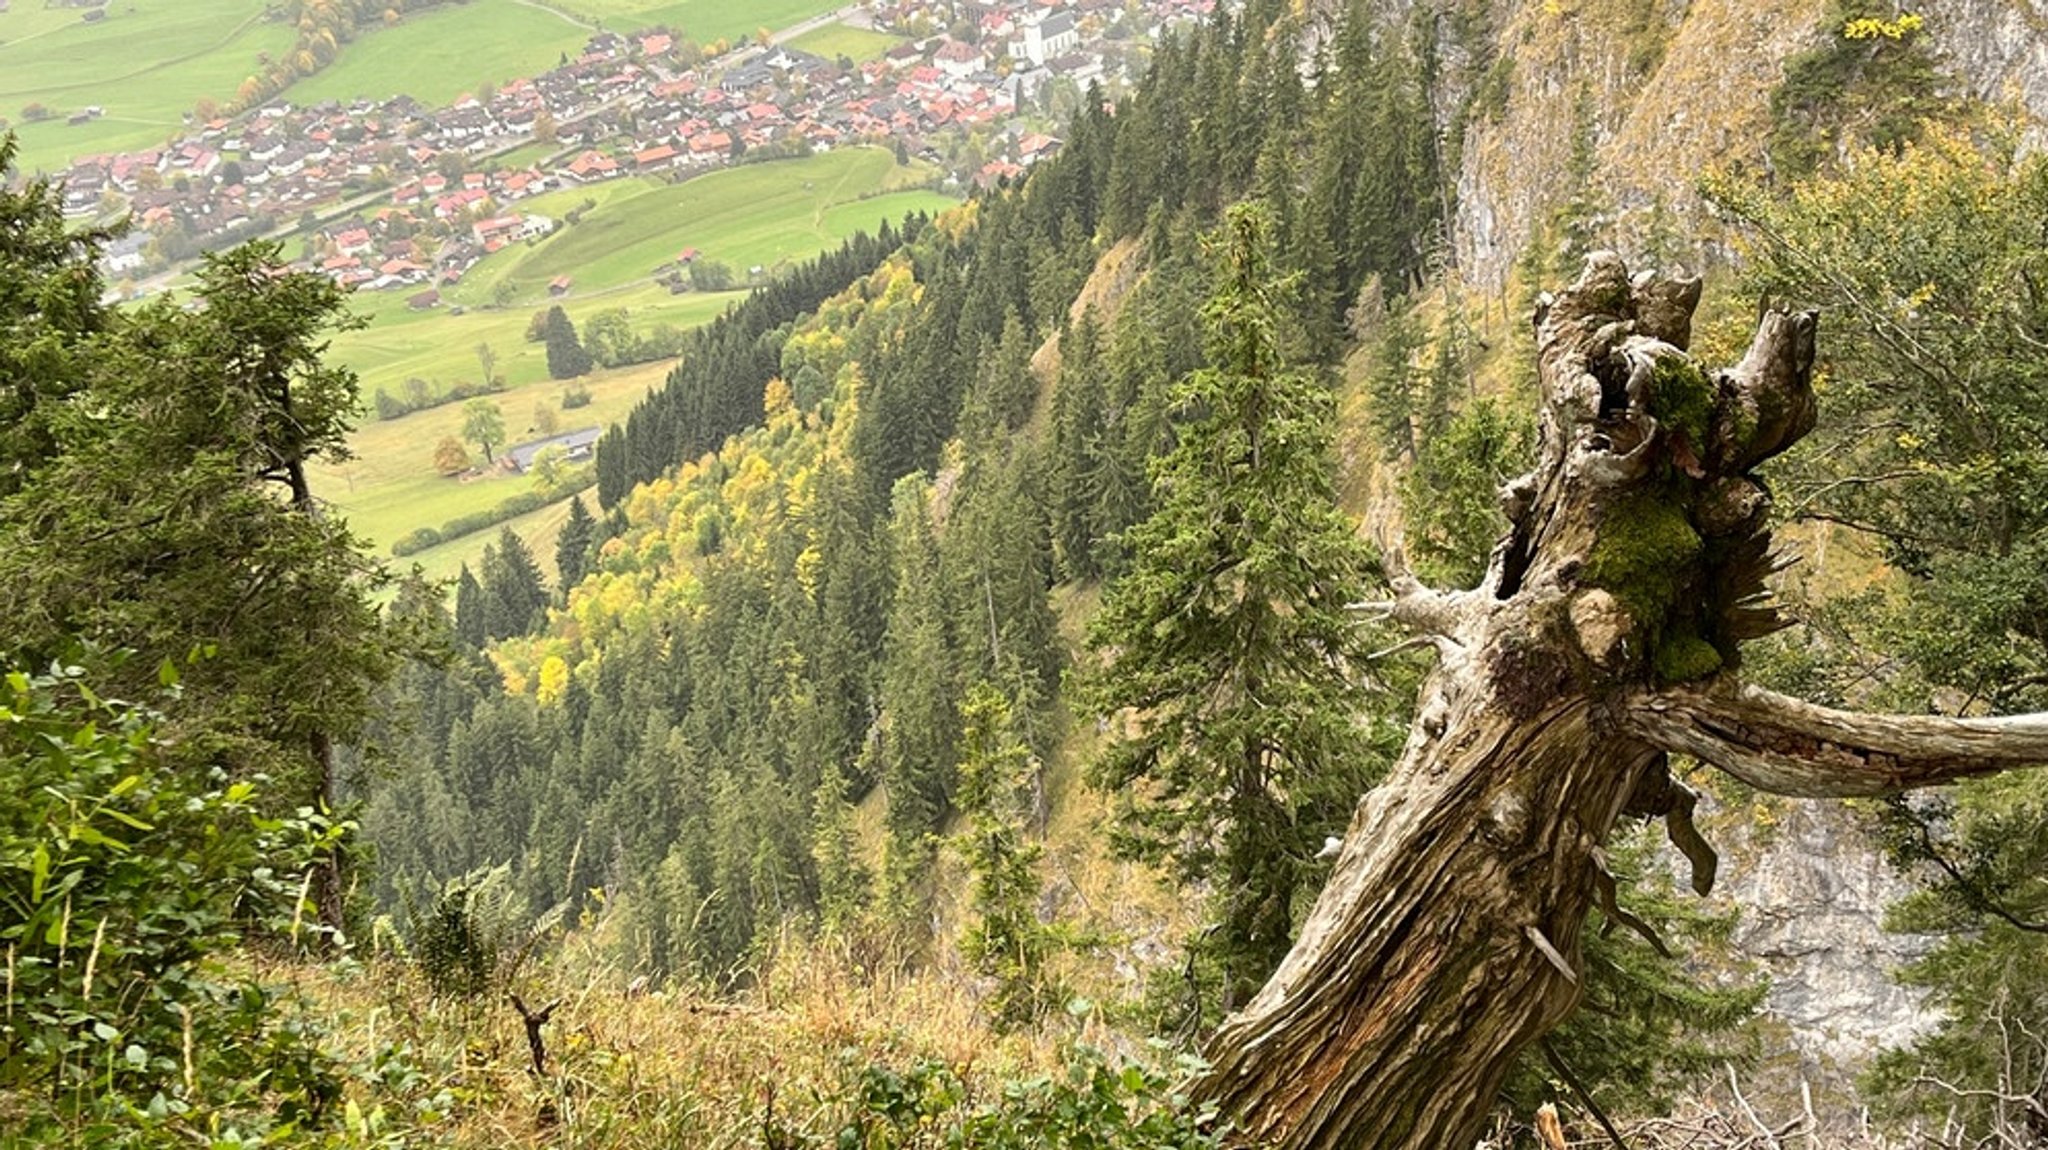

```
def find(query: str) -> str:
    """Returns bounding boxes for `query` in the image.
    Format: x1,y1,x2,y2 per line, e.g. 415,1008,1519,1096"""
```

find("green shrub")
809,1046,1225,1149
406,864,530,1000
0,659,349,1140
426,475,595,549
389,527,443,557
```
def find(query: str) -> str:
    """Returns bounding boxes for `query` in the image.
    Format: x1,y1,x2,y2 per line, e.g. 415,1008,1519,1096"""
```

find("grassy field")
331,277,739,401
313,355,676,568
395,488,587,585
0,0,292,174
784,21,902,63
284,0,594,109
452,148,955,305
547,0,841,40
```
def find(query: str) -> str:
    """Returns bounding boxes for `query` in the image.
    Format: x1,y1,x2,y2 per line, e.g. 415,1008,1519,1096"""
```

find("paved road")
770,4,865,47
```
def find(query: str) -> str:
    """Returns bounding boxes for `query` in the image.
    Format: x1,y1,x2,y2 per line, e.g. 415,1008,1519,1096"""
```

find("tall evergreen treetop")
543,304,594,380
1085,202,1381,1012
556,494,597,594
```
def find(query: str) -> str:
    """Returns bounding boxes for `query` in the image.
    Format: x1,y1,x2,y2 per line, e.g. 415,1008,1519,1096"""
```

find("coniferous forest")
6,0,2048,1146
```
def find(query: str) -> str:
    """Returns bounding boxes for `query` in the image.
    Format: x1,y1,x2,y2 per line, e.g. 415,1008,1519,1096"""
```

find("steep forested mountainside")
343,0,2048,1140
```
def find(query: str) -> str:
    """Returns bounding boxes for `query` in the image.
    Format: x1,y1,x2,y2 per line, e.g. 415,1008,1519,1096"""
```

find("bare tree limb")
1540,1039,1633,1150
1627,678,2048,798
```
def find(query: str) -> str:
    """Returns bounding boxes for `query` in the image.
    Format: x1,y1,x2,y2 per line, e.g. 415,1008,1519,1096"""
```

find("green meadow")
0,0,860,176
546,0,842,41
784,22,903,64
394,488,587,586
0,0,291,174
283,0,593,109
328,283,741,413
450,147,954,305
310,352,670,542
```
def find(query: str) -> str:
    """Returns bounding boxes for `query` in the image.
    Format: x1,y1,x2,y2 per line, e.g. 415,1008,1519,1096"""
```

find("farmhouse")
504,427,603,473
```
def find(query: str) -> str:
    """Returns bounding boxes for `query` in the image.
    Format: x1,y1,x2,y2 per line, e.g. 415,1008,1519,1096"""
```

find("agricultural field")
317,147,961,571
311,355,675,571
397,489,585,585
453,147,954,306
325,284,739,422
784,20,902,63
282,0,594,109
544,0,843,41
0,0,291,174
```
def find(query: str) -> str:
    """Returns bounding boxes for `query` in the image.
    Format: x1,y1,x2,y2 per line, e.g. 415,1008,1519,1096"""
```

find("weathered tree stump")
1190,254,2048,1149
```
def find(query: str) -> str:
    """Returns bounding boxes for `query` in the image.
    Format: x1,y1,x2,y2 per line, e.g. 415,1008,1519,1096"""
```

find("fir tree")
877,474,959,929
478,527,549,640
1049,311,1107,581
1085,204,1380,1013
555,494,596,592
956,681,1056,1029
542,304,594,380
453,563,488,650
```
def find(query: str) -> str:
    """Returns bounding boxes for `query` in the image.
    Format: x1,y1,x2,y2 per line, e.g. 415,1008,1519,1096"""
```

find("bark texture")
1191,253,2048,1148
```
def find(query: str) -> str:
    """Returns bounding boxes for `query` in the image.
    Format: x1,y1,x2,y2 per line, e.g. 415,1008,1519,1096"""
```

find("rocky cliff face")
1442,0,2048,291
1704,798,1935,1073
1923,0,2048,140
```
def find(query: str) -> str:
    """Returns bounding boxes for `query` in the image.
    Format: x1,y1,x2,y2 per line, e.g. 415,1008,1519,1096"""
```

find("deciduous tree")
433,435,471,475
462,397,506,463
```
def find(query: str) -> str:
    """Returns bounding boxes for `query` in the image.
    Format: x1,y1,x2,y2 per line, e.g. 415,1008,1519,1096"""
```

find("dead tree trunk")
1191,253,2048,1148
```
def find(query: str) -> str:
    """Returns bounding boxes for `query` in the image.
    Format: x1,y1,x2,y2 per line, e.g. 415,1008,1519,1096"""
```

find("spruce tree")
1085,204,1380,1013
542,305,594,380
479,527,549,640
555,494,596,592
956,681,1055,1029
1049,311,1106,581
877,474,959,928
453,564,488,650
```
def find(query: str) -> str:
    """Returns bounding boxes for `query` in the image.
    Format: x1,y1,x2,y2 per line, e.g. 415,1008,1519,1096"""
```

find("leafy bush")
808,1047,1224,1149
405,473,595,554
389,527,443,557
368,376,506,422
560,384,592,409
0,659,349,1140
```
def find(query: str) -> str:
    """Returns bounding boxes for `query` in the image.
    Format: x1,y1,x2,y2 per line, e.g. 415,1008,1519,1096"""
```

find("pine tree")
478,527,549,640
453,563,488,650
877,474,959,929
555,494,596,592
1085,204,1381,1013
543,304,594,380
956,681,1056,1029
1049,311,1106,581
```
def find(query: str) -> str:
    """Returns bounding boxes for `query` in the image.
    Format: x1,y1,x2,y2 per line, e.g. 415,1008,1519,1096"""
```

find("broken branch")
1628,679,2048,798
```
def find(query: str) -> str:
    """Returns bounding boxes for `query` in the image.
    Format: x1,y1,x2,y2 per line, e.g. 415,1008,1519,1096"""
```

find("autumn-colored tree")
433,435,471,476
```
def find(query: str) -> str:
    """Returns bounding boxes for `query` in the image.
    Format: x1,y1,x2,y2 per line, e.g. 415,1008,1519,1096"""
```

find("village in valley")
38,0,1218,296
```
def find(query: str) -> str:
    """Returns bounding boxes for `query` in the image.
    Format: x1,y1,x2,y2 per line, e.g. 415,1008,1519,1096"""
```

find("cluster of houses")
43,0,1221,290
